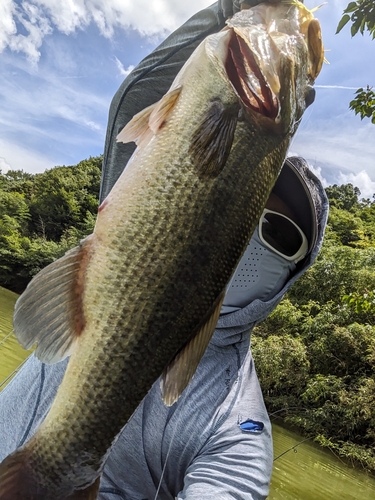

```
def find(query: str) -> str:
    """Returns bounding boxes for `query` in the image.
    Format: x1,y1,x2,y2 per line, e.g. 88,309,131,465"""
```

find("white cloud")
114,57,134,78
1,0,214,62
337,170,375,200
0,157,11,173
308,163,329,189
0,138,53,173
292,114,375,182
0,63,107,133
6,1,52,65
0,0,17,52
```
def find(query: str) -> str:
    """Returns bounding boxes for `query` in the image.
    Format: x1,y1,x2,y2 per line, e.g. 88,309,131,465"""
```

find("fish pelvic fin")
161,291,225,406
0,449,101,500
189,98,239,179
13,235,94,364
116,87,182,147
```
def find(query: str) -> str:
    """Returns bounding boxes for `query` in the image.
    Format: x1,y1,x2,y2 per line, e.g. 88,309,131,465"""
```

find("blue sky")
0,1,374,197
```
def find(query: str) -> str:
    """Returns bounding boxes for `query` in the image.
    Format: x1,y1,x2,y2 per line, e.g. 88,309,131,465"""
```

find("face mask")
221,228,296,314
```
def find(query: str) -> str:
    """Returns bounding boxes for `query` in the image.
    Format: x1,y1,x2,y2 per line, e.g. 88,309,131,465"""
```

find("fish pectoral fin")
13,235,94,364
189,98,239,179
161,291,225,406
116,86,182,146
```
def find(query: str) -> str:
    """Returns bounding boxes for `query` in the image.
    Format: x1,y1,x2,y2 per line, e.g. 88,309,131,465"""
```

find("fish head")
213,0,325,135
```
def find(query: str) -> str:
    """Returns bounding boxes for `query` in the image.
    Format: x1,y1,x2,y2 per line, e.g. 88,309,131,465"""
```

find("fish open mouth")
225,29,279,120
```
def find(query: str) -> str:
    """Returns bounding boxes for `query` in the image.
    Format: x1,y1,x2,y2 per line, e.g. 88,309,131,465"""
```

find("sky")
0,0,374,197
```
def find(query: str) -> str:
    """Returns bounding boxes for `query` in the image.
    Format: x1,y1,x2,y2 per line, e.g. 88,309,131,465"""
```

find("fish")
0,2,324,499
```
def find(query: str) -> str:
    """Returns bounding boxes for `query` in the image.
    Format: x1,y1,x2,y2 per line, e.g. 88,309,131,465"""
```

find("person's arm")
176,353,273,500
0,355,68,461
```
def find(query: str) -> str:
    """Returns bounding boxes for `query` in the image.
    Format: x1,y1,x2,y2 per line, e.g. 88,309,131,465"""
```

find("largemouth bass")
0,2,324,499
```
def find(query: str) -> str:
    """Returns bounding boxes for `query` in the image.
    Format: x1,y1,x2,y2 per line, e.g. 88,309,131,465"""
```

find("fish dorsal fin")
189,98,239,179
13,236,93,363
116,104,154,146
161,291,225,406
116,86,182,147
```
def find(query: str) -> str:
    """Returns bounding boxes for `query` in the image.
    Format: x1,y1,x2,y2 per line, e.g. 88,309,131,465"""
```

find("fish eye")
305,86,316,108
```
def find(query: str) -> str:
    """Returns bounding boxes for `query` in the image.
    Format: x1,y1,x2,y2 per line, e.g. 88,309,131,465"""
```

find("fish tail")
0,449,100,500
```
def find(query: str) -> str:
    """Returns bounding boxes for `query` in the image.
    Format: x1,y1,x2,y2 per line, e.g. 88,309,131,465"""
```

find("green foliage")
252,334,310,395
328,207,367,246
336,1,375,38
337,2,375,123
342,290,375,328
253,181,375,471
0,156,102,293
325,184,361,212
349,86,375,124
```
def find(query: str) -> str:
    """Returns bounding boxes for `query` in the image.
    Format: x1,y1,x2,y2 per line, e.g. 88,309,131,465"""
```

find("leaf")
336,14,351,34
344,1,358,13
360,16,366,34
351,18,361,36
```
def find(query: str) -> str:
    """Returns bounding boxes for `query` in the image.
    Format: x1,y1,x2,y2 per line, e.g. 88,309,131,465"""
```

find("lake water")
0,286,32,389
270,423,375,499
1,285,375,498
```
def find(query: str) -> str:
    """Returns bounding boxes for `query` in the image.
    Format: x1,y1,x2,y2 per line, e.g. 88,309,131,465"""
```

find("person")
0,1,329,499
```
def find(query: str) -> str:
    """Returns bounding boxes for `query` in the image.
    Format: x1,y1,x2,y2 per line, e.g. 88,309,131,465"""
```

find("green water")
0,286,32,389
1,285,375,498
270,423,375,499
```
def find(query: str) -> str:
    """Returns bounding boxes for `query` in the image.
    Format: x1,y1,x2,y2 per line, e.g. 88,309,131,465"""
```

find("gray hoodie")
0,3,329,499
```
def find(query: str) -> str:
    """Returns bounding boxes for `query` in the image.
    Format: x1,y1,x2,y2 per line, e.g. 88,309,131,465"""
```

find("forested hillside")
0,157,101,293
0,156,374,470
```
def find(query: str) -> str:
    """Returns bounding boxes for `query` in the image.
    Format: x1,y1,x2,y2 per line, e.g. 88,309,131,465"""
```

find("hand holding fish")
220,0,285,18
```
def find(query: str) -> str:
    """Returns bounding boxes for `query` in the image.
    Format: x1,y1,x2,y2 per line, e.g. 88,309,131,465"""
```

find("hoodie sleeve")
176,353,273,500
0,355,68,461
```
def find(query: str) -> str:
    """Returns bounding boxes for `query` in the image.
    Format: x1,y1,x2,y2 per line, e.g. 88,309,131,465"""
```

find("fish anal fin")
0,447,101,500
189,98,239,179
116,86,182,147
161,291,225,406
13,235,94,364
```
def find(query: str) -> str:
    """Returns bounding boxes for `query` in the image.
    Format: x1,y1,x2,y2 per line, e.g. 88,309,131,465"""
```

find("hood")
211,155,329,347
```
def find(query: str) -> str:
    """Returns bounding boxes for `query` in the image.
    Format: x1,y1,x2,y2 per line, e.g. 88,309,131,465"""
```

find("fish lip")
225,28,279,120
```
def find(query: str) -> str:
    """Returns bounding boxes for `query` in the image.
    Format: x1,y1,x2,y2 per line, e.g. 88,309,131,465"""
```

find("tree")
337,0,375,38
337,1,375,122
325,183,361,212
0,156,102,292
348,86,375,124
